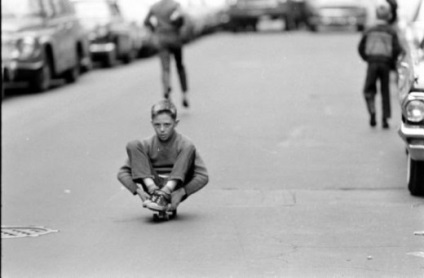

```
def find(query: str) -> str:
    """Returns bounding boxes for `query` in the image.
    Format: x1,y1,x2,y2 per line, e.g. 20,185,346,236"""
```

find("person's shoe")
369,113,376,127
182,95,189,108
164,88,172,100
145,190,171,212
382,118,389,129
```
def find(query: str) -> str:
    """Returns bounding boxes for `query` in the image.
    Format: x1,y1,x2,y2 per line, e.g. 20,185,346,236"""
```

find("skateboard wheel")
169,210,177,219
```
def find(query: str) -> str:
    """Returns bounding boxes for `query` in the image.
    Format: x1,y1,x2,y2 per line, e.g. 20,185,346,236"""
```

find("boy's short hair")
376,4,391,21
151,100,177,120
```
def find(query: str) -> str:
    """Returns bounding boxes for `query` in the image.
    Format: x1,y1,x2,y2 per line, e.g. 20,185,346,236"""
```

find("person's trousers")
158,45,188,96
363,62,392,119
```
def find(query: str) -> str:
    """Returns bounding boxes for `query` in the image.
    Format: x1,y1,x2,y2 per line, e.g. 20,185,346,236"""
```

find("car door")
50,0,74,72
110,2,131,56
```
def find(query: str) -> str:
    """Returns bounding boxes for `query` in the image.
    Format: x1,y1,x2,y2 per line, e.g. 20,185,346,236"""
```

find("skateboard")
152,209,177,221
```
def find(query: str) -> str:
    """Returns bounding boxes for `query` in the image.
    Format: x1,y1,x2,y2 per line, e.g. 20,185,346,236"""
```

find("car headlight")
406,99,424,122
16,37,41,60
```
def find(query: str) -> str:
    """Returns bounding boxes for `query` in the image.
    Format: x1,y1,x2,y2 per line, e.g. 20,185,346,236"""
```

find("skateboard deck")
151,209,177,221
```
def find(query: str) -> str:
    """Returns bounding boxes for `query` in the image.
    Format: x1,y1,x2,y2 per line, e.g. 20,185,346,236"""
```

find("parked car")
71,0,142,67
117,0,157,56
304,0,367,32
397,19,424,196
225,0,302,32
1,0,91,92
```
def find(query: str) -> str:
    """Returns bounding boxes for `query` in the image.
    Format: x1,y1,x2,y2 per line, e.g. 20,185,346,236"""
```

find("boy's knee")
126,140,146,155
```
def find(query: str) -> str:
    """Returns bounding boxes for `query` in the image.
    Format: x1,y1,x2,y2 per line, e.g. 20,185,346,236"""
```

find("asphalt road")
2,29,424,277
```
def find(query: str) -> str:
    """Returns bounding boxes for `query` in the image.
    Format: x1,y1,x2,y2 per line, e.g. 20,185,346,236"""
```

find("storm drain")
2,226,58,239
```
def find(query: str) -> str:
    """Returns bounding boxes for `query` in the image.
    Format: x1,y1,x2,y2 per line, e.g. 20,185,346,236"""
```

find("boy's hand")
135,187,150,202
169,188,187,210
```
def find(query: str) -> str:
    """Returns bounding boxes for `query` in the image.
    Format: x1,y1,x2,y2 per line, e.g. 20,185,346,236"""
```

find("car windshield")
73,1,112,19
1,0,43,18
310,0,363,8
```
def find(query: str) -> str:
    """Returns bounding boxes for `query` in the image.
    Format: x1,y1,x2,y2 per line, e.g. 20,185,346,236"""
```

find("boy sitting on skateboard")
117,100,209,212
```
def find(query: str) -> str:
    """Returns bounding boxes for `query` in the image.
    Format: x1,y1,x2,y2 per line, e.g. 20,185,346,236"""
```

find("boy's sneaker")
145,190,171,212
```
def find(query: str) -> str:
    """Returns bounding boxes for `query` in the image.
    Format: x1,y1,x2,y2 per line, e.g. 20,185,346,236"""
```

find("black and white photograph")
2,0,424,277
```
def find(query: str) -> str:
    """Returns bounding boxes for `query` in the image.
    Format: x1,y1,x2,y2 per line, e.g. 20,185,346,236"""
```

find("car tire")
122,46,137,64
284,16,295,31
104,46,118,68
357,24,365,32
407,154,424,196
30,52,52,92
64,51,80,84
309,24,318,32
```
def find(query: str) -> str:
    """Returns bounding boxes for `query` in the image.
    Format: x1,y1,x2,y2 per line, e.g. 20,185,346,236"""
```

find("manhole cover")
1,226,58,239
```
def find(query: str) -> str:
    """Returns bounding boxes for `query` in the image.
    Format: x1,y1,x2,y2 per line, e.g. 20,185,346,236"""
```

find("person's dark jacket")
358,23,403,65
144,0,184,48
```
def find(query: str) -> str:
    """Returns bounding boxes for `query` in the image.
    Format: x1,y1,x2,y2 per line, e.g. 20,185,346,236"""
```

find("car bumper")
229,8,288,20
398,123,424,161
89,42,115,55
2,60,17,82
310,15,366,26
2,60,44,82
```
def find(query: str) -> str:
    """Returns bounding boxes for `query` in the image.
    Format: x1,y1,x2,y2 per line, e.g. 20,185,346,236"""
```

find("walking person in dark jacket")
358,4,404,129
144,0,190,108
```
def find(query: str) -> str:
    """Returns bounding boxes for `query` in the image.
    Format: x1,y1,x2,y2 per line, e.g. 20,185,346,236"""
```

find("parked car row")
2,0,92,93
2,0,228,94
222,0,368,32
397,9,424,196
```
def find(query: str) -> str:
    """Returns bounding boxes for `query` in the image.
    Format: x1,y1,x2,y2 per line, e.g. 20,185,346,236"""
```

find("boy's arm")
184,152,209,196
117,160,158,195
117,162,138,195
358,33,368,61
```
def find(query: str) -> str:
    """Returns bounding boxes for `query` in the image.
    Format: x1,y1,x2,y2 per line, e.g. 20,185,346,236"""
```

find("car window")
41,0,55,17
1,0,43,18
62,0,75,14
110,3,121,17
72,1,112,19
51,0,66,16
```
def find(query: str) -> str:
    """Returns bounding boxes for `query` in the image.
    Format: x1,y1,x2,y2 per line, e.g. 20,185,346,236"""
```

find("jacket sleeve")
392,31,405,61
184,152,209,196
358,33,368,62
144,10,155,31
117,159,138,195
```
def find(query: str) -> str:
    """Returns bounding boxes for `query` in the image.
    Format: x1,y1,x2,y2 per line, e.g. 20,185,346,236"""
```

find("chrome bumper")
398,123,424,161
2,60,17,81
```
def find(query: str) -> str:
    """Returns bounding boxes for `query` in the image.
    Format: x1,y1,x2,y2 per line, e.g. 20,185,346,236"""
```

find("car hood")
1,17,44,34
78,18,111,30
309,0,364,8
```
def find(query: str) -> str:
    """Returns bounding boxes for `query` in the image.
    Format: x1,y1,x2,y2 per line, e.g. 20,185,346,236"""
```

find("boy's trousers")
363,62,392,119
117,140,208,197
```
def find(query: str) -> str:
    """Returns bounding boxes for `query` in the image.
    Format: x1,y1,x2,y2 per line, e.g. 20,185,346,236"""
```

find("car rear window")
2,0,43,18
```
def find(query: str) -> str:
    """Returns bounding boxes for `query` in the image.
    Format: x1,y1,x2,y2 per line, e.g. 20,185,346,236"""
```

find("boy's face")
151,113,178,142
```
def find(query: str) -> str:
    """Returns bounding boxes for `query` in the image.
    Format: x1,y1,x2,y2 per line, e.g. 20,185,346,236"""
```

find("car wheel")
284,16,295,31
64,51,80,83
357,24,365,32
104,46,118,68
30,52,52,92
309,24,318,32
407,154,424,196
122,46,137,64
